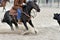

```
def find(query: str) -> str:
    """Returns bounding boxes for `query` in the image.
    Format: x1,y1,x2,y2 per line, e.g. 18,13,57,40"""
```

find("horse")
2,1,40,34
0,0,10,11
53,13,60,25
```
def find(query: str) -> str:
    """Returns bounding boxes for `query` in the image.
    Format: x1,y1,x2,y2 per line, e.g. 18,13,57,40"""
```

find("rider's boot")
18,19,22,24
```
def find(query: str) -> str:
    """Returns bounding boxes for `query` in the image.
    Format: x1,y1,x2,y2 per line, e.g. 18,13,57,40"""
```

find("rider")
13,0,26,24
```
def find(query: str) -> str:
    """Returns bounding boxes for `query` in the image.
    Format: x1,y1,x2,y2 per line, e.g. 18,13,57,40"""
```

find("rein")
23,12,31,22
23,12,34,18
23,12,31,18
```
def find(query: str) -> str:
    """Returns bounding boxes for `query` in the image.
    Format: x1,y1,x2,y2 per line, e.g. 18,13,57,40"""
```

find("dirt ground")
0,2,60,40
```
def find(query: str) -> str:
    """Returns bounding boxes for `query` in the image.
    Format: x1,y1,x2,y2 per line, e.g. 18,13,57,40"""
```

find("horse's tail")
1,19,6,23
1,10,10,23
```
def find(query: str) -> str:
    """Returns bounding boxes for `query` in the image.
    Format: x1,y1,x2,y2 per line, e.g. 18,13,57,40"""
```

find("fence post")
58,0,59,8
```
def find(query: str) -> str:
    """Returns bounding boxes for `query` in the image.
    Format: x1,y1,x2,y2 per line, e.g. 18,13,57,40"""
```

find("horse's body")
2,1,40,33
0,0,10,11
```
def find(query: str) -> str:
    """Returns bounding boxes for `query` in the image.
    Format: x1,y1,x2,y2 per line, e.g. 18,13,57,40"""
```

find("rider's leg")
17,8,22,24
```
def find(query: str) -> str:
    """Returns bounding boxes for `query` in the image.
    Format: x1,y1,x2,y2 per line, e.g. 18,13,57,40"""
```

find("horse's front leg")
22,21,31,35
23,21,28,30
13,21,19,29
28,20,34,27
28,20,38,34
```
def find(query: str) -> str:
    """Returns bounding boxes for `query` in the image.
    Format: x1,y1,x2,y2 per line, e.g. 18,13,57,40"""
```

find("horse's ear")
34,0,37,2
54,13,56,15
56,13,58,14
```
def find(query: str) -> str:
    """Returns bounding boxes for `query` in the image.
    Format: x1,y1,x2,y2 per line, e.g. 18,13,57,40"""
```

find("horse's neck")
23,4,33,16
27,6,32,16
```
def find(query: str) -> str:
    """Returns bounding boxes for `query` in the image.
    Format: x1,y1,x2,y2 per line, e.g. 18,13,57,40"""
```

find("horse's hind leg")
6,21,14,31
13,21,19,29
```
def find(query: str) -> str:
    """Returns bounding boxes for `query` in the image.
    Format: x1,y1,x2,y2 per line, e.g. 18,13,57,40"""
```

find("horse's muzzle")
37,9,40,12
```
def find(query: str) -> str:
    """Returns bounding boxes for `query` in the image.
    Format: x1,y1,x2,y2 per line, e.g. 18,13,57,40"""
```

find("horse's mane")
26,1,33,5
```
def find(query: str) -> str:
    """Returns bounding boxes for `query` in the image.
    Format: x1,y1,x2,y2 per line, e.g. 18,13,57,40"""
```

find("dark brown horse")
0,0,10,11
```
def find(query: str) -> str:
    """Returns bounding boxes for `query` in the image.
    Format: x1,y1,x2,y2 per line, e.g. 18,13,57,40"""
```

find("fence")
37,0,60,8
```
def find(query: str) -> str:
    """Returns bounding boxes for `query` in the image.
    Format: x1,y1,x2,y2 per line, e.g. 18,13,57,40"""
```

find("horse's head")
27,1,40,12
53,13,60,20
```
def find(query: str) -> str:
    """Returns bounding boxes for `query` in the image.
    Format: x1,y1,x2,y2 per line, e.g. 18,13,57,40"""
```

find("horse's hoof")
34,28,38,34
11,29,14,31
23,32,30,35
35,31,37,34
